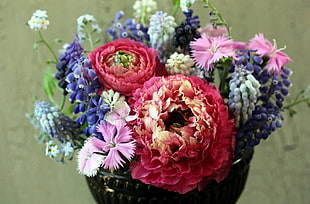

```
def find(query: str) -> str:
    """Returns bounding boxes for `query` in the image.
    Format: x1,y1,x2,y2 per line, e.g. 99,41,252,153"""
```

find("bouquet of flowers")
27,0,309,196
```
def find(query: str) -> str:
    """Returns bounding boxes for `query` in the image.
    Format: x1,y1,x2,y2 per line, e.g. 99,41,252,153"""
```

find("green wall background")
1,0,309,203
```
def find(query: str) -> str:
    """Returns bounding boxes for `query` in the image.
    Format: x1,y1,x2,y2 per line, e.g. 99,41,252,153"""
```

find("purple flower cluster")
82,95,110,136
34,101,82,145
174,9,201,53
230,51,292,156
55,36,110,137
55,37,84,95
107,11,149,43
65,58,100,103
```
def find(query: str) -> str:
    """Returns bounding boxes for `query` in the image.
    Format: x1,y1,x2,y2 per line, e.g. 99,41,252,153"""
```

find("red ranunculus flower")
128,75,236,194
89,38,158,96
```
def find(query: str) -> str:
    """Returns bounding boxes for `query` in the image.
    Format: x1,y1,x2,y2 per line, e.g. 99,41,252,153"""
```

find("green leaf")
43,67,57,98
33,43,39,50
54,38,63,43
64,103,76,116
95,38,101,44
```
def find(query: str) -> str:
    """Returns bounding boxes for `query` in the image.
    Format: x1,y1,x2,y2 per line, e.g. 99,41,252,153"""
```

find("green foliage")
43,67,58,99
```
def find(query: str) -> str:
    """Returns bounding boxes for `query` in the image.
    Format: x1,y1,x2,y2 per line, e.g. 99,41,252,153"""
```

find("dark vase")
86,149,253,204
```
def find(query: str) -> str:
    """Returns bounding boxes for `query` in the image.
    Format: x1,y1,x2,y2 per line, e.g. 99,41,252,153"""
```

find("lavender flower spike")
34,101,82,144
228,65,260,127
148,11,177,62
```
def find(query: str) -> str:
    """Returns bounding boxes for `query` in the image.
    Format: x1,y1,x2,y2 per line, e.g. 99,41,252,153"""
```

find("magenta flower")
78,122,135,175
190,33,235,71
129,75,235,194
249,33,292,74
77,138,105,177
96,122,135,170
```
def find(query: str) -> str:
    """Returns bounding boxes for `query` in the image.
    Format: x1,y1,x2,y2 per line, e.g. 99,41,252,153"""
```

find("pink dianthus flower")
190,33,235,71
249,33,292,74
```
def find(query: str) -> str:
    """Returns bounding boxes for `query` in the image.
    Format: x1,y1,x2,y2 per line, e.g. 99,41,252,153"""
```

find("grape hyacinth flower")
133,0,157,24
228,65,261,127
27,9,50,31
83,95,110,136
166,52,194,75
148,11,177,62
174,9,201,53
190,33,235,71
248,33,292,74
65,57,100,103
34,101,82,144
106,11,150,43
55,37,84,95
232,51,292,156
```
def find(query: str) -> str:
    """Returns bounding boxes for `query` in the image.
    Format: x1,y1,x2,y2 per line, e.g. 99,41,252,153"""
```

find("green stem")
48,95,59,107
38,31,59,63
172,4,179,18
141,7,146,25
201,0,232,37
60,95,66,110
218,65,229,95
85,26,94,51
283,97,309,110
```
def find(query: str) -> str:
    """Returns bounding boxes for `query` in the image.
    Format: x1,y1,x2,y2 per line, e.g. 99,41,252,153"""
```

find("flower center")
86,152,92,160
164,109,192,133
208,42,219,54
113,51,134,68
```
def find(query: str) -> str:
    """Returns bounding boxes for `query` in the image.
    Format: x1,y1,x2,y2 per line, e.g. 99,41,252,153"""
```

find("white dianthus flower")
166,52,194,75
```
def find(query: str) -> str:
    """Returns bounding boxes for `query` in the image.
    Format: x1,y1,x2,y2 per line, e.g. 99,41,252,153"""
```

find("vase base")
86,150,253,204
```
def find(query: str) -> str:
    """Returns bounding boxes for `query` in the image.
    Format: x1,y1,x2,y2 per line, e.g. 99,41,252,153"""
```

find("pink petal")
77,140,105,177
102,148,124,170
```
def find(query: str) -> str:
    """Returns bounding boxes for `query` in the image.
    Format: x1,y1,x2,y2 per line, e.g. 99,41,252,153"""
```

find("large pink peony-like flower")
89,38,158,96
128,75,236,194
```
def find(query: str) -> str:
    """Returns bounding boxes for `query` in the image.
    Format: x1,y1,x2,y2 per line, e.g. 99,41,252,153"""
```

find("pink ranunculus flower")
248,33,292,74
128,75,236,194
89,38,158,96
